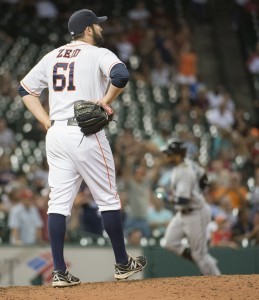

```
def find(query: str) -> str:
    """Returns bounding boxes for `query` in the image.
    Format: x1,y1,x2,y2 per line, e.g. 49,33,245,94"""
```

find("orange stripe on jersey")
95,133,112,190
21,81,40,97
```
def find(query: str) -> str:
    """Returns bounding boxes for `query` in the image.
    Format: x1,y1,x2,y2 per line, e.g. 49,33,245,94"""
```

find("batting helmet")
161,138,187,156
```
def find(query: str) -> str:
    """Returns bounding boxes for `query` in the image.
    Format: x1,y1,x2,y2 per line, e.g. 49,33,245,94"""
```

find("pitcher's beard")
93,28,104,47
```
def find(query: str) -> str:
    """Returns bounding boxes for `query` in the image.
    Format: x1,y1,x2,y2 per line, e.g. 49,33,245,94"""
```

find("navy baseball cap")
68,9,107,36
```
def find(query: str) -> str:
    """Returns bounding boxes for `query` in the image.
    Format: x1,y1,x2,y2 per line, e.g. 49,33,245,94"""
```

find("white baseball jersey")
171,158,206,210
21,40,122,120
20,40,124,216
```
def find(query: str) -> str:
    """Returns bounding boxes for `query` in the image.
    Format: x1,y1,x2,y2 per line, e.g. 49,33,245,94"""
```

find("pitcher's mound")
0,274,258,300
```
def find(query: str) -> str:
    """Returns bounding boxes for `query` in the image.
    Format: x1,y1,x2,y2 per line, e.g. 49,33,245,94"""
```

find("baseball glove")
74,100,114,136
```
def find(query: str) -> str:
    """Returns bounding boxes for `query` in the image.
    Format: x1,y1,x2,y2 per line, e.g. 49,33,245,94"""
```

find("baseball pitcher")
18,9,146,287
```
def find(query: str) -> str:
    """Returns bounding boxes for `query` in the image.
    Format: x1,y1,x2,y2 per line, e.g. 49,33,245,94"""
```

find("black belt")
51,118,78,126
180,208,194,214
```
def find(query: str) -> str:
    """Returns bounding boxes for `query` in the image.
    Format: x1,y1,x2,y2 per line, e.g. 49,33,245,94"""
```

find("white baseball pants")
46,122,121,216
164,204,221,275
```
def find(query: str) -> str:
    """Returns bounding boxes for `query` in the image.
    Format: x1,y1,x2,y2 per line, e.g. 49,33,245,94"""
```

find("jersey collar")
67,40,91,47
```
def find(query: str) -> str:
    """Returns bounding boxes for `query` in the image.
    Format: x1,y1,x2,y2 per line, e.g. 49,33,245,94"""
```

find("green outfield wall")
143,246,259,278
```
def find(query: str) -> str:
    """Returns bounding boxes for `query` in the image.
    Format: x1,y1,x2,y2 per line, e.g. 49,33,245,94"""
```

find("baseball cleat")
52,269,81,287
114,255,147,280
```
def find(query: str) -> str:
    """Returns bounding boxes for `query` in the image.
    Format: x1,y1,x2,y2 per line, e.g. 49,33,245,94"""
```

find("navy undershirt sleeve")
18,85,29,97
110,63,129,88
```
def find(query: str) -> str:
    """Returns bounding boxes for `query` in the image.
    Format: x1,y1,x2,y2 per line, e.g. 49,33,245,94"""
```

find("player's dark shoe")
182,247,194,262
52,269,81,287
114,255,147,280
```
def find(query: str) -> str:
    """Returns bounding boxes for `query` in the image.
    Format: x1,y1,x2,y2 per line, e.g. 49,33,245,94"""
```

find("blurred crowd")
0,0,259,250
234,0,259,122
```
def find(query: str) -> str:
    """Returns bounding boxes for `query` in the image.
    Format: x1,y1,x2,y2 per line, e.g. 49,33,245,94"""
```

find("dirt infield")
0,274,258,300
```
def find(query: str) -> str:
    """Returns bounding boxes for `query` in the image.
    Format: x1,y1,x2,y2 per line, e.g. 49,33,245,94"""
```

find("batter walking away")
160,138,221,276
18,9,146,287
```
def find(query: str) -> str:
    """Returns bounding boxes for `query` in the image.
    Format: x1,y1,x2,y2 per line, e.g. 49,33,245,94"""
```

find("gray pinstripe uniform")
163,158,221,275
